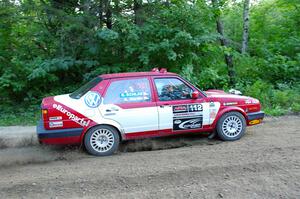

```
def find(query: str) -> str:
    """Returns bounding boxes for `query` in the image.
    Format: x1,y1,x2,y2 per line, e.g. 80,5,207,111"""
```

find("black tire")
84,125,120,156
216,111,246,141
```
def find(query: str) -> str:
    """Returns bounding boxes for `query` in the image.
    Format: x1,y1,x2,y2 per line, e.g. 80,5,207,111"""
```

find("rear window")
70,77,102,99
104,78,151,104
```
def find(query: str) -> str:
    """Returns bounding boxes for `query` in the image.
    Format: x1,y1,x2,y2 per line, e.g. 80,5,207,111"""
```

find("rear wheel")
216,112,246,141
84,125,120,156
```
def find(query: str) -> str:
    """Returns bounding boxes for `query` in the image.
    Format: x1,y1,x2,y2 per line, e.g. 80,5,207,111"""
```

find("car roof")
99,71,177,79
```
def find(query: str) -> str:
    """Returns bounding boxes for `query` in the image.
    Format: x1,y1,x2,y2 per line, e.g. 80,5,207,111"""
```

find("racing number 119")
189,104,203,112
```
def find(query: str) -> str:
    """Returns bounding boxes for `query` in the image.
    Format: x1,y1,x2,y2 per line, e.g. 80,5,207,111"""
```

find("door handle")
160,104,171,108
106,108,119,112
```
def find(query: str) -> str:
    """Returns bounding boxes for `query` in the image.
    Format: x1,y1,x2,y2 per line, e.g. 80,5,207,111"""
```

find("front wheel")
84,125,120,156
216,112,246,141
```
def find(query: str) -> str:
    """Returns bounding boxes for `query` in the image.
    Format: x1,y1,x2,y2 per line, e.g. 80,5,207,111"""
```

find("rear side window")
104,78,152,104
70,77,102,99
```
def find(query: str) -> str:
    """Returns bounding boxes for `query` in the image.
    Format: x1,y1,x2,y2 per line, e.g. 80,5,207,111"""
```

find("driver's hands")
182,90,189,96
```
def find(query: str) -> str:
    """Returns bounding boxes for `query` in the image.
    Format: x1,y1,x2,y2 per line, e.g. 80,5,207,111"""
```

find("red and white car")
37,68,264,156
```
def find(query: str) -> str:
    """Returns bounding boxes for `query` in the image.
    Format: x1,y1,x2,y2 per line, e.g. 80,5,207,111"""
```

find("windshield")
70,77,102,99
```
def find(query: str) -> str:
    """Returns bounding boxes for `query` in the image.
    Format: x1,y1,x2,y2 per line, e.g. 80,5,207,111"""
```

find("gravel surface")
0,116,299,199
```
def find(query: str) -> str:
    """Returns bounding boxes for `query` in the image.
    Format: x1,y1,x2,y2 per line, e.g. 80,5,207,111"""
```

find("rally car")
37,68,264,156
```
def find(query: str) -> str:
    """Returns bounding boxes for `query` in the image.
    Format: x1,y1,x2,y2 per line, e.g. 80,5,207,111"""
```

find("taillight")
42,109,48,121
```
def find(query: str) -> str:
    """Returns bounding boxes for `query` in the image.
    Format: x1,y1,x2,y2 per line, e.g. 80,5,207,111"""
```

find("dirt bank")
0,116,299,199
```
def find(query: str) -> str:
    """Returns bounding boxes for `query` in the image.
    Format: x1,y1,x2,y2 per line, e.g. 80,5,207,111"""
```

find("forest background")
0,0,299,125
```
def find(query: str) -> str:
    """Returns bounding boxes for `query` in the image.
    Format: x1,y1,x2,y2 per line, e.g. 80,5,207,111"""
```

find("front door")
153,77,210,133
100,77,159,135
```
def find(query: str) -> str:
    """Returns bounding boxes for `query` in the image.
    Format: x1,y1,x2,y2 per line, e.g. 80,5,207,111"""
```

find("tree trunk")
106,6,112,29
134,0,144,26
99,0,104,27
211,0,235,86
241,0,250,54
103,0,112,29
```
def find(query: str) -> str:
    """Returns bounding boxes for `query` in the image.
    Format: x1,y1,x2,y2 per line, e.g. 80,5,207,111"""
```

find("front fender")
211,106,247,129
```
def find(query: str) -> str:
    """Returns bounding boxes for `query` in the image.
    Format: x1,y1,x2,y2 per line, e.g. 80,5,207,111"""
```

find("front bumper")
246,111,264,125
37,120,83,144
247,111,265,121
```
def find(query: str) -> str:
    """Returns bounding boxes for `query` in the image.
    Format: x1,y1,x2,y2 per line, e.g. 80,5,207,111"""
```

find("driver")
160,85,190,101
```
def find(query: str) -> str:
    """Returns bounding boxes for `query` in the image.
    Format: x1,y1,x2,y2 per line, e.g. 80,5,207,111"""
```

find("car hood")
205,89,252,101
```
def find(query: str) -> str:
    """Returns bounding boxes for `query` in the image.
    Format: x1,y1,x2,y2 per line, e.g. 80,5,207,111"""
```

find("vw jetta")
37,68,264,156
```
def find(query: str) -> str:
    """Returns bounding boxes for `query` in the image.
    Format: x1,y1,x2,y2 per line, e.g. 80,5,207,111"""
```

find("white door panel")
157,105,173,130
202,103,210,125
101,77,159,134
100,105,158,133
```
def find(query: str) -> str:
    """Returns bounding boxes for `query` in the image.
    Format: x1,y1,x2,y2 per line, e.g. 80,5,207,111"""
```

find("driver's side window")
154,78,193,101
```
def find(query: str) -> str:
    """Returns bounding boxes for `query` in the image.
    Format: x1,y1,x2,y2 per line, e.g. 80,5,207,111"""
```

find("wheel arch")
80,123,124,144
211,107,247,129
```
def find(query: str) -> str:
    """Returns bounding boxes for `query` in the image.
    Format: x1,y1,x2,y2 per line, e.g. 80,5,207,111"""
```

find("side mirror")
191,91,199,99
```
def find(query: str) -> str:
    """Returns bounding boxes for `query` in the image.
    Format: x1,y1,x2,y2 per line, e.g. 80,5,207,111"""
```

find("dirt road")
0,116,299,199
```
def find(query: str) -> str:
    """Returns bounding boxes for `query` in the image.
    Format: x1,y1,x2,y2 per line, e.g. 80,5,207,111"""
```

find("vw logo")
84,91,102,108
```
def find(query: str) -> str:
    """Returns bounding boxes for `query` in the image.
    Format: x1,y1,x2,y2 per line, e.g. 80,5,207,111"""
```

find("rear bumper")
247,111,265,121
36,120,83,144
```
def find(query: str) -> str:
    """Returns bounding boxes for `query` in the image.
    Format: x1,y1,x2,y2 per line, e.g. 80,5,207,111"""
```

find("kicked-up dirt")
0,116,299,199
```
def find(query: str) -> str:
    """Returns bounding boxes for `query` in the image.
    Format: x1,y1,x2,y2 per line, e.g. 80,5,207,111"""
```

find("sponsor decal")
120,91,144,98
49,121,63,128
173,104,203,114
173,117,203,130
188,104,203,112
223,102,238,106
120,91,150,102
209,102,215,107
174,120,182,124
172,104,203,130
84,91,102,108
49,116,62,121
209,102,218,121
174,112,201,117
53,104,90,127
209,109,217,119
173,105,188,113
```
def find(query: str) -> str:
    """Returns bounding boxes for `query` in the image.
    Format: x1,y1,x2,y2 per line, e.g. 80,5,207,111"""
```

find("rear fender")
80,119,125,142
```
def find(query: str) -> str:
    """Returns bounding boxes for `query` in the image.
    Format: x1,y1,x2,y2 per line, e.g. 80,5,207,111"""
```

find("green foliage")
291,103,300,113
0,0,299,125
0,104,39,126
264,106,287,116
243,80,300,116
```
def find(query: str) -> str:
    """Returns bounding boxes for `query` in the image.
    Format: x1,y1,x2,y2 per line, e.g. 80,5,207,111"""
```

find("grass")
0,104,40,126
0,112,39,126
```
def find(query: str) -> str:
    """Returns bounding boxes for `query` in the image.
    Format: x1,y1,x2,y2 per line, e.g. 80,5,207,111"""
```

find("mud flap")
208,130,217,139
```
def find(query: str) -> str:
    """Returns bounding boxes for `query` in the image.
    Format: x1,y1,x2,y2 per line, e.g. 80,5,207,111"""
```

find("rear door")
100,77,159,135
152,76,210,133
